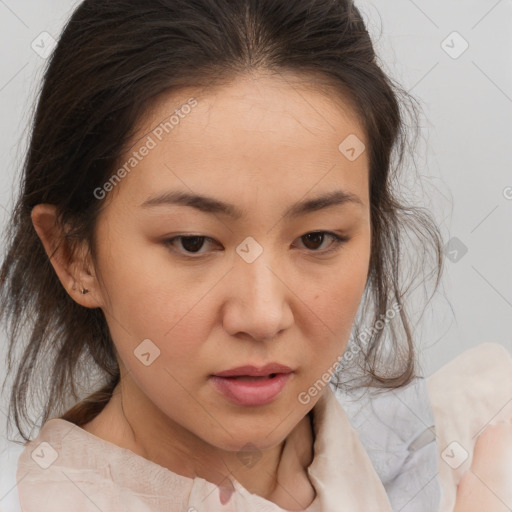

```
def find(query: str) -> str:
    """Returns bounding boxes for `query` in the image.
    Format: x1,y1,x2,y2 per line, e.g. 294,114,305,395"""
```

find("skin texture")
31,71,372,510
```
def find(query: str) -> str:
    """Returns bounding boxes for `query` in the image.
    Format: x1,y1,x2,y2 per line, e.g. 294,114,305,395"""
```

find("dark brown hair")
0,0,442,442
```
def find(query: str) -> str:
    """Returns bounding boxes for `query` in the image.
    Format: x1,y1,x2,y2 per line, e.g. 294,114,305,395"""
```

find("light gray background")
0,0,511,442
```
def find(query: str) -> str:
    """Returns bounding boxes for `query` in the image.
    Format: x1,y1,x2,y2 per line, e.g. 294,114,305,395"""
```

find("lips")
210,363,294,406
213,363,293,378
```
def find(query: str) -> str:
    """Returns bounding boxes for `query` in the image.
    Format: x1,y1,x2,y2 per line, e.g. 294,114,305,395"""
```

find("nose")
221,252,294,342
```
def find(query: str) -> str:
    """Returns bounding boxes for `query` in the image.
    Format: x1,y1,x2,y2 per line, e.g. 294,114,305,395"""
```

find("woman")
1,1,510,510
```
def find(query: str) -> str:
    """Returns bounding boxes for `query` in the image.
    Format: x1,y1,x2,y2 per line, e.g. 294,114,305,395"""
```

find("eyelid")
292,231,349,255
163,235,217,257
163,231,349,258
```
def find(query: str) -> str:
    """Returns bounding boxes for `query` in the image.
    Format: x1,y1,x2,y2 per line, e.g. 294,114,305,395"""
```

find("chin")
202,425,288,453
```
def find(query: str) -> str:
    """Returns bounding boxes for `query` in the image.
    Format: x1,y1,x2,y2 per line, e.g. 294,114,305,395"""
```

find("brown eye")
301,232,326,250
294,231,348,254
164,235,216,256
179,236,206,253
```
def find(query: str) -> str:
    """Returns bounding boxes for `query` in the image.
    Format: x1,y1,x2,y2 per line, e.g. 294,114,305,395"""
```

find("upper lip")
213,363,293,377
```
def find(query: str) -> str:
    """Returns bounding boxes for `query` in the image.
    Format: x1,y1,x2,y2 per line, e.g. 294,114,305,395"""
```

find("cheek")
102,279,210,370
313,242,370,326
93,239,212,374
94,226,181,322
302,244,370,366
310,275,366,360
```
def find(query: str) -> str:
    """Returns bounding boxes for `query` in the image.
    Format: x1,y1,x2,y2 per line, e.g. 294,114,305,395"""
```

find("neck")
81,372,316,510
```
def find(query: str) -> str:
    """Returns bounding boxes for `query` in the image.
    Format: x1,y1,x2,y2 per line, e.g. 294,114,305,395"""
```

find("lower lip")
210,373,292,406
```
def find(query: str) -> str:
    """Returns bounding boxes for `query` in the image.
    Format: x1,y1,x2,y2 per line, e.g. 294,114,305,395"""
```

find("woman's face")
92,72,371,452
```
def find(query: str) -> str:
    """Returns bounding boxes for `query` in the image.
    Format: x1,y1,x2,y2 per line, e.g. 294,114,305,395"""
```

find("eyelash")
162,231,349,258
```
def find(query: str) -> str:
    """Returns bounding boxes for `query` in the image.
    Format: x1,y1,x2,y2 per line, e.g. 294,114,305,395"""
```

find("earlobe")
30,203,103,308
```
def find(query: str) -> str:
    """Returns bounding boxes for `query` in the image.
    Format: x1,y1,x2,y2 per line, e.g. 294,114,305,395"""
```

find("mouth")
220,373,280,381
210,368,293,406
212,363,293,378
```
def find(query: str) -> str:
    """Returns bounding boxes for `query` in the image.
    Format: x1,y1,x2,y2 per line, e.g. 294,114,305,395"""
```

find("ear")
31,204,104,309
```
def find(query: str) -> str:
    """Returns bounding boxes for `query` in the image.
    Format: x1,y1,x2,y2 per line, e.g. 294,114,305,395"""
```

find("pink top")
428,342,512,512
15,383,394,511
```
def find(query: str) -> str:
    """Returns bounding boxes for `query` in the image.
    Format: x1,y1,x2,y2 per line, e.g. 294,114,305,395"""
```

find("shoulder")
0,439,25,512
427,342,512,512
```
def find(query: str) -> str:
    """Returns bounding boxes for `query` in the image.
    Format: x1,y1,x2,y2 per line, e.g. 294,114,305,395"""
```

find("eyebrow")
140,189,364,219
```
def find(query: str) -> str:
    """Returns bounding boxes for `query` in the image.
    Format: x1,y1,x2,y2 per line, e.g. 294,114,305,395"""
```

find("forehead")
109,72,369,209
139,71,365,145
